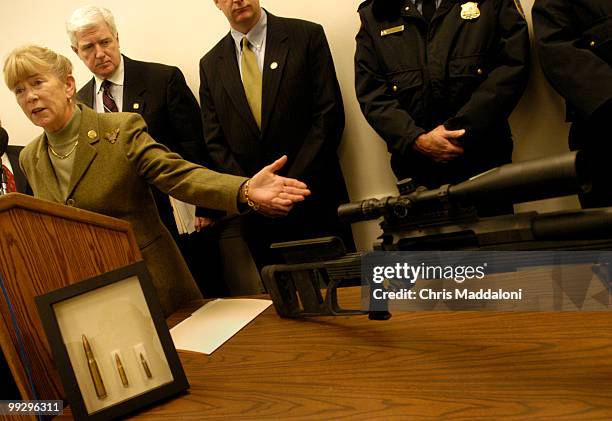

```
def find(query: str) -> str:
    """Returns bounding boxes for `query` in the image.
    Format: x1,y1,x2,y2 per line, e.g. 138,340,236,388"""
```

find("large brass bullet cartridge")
82,335,107,398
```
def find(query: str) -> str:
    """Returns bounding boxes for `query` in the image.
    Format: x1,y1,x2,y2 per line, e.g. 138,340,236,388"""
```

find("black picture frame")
35,262,188,420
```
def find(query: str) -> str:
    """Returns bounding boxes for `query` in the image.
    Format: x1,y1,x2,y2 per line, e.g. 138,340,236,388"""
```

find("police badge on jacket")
355,0,530,216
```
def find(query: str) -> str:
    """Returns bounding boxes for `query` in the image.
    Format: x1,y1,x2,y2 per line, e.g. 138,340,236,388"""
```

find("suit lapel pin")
87,130,97,139
270,62,278,70
460,2,480,20
104,128,120,144
132,102,141,111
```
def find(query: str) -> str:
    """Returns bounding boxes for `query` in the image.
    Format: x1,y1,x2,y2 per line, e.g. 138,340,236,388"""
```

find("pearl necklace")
47,140,78,160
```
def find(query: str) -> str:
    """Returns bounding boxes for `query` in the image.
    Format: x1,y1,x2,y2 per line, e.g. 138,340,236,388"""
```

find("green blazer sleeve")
120,113,246,214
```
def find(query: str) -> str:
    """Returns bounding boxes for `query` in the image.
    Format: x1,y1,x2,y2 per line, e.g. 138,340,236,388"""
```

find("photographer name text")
372,288,523,301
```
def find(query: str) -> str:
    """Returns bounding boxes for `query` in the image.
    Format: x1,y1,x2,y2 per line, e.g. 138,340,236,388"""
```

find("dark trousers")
152,190,231,297
215,216,265,296
1,353,20,399
177,228,229,298
569,102,612,208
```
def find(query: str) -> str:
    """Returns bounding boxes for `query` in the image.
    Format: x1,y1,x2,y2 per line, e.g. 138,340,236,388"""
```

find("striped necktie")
101,80,118,113
241,36,262,129
2,164,16,193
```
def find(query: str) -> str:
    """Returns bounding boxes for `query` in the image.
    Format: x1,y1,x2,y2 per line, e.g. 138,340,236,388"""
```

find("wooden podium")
0,193,142,401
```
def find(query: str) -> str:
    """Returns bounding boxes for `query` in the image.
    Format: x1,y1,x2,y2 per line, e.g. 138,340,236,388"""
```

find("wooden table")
115,285,612,420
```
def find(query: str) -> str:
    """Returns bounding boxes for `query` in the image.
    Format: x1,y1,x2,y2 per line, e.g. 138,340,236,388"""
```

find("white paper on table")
170,298,272,354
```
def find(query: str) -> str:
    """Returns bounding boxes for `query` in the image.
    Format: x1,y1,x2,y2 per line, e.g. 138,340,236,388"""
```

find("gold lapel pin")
87,130,97,139
270,62,278,70
104,128,120,144
460,2,480,20
132,102,140,110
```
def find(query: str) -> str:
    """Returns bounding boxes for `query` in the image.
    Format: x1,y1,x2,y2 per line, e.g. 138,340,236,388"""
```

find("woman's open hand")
248,155,311,217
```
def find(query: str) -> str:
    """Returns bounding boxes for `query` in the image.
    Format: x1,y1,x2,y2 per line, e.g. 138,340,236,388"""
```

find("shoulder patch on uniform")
513,0,525,19
372,0,402,21
358,0,373,11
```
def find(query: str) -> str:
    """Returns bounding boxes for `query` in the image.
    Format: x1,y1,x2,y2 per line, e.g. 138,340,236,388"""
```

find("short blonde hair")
3,45,73,90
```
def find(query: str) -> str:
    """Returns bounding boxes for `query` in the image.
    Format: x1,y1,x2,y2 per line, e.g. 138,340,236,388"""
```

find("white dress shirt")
230,9,268,78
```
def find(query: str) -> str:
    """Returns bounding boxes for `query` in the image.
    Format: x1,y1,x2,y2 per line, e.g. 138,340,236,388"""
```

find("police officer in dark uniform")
533,0,612,208
355,0,530,215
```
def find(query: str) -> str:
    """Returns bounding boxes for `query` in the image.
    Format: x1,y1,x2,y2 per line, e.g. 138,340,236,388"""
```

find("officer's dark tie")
101,79,118,113
422,0,436,23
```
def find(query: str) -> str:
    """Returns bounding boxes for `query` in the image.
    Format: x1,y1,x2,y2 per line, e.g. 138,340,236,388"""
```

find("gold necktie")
241,36,262,129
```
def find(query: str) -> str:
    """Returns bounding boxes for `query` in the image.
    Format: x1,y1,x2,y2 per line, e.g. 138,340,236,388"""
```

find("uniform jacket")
533,0,612,138
19,106,246,316
533,0,612,207
199,11,351,244
355,0,530,186
6,145,29,193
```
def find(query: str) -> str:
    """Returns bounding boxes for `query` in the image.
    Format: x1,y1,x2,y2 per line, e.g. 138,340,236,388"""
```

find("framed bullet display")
35,262,188,421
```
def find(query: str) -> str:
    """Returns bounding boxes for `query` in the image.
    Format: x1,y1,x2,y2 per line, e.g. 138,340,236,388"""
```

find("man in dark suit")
66,6,227,295
200,0,354,273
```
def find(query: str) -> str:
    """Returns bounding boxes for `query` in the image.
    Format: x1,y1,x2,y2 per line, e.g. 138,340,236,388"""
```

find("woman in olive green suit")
4,45,310,316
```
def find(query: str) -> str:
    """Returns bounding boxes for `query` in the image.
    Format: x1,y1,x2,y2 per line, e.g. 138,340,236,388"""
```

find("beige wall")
0,0,577,248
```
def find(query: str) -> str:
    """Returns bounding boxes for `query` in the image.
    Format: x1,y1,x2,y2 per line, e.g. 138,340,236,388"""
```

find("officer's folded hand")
413,125,465,163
